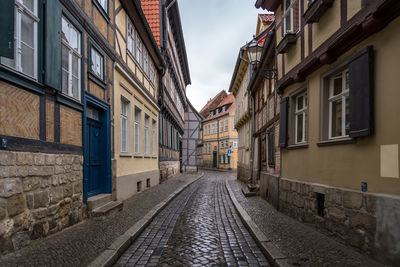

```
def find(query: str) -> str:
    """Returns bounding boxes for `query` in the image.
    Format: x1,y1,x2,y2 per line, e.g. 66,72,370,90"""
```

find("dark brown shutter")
268,129,275,166
348,46,374,138
0,0,15,59
279,97,289,147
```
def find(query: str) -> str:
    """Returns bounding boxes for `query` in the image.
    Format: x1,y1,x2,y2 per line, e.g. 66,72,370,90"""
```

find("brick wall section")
0,151,85,253
0,82,39,139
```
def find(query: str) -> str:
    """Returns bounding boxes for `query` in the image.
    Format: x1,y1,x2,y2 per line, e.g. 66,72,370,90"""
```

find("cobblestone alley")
114,171,269,266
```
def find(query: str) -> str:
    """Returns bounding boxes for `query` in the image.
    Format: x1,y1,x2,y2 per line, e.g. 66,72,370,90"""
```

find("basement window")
137,181,142,192
146,178,150,188
316,193,325,217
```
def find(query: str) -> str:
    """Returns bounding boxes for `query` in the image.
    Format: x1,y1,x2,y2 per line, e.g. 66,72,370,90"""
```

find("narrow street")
114,171,269,267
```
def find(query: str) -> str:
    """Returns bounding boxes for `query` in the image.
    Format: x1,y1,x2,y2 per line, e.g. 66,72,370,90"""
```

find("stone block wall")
279,178,400,264
159,161,180,182
259,172,279,209
237,166,250,183
0,151,85,252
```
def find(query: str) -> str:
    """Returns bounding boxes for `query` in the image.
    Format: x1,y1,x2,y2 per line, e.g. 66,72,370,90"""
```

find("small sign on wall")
380,144,399,178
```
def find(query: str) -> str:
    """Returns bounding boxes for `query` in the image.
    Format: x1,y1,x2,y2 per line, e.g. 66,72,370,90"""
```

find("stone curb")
225,180,292,267
199,167,235,173
88,172,205,267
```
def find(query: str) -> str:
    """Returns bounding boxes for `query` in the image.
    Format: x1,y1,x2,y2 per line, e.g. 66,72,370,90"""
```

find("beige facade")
229,51,251,182
113,0,164,201
262,0,400,263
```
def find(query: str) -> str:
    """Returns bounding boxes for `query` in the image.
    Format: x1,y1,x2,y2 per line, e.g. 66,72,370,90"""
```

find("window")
211,123,215,134
150,60,155,84
294,92,307,144
220,154,224,164
261,136,266,163
222,106,226,112
143,49,149,75
225,140,229,148
127,20,135,55
152,119,157,156
120,97,130,153
216,108,219,114
232,118,235,130
61,17,81,101
136,32,143,66
137,181,142,192
219,121,223,133
144,114,150,155
224,120,228,131
134,107,142,154
225,154,228,164
96,0,107,12
91,47,103,80
267,129,275,166
220,141,224,148
1,0,38,79
146,178,151,188
328,70,350,139
283,0,300,34
233,140,238,148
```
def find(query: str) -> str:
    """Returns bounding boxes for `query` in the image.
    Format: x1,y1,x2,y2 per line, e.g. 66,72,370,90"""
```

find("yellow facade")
201,112,239,170
113,1,161,201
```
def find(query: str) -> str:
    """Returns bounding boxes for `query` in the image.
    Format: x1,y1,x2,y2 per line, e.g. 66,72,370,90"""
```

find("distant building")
182,100,202,172
199,92,239,170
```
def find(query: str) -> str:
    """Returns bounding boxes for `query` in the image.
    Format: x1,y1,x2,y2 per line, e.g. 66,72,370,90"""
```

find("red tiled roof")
259,14,275,23
199,90,227,117
203,94,235,122
140,0,161,47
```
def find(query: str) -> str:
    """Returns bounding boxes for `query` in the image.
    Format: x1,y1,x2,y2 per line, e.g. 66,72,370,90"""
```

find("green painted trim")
56,93,84,112
92,0,110,23
0,67,44,95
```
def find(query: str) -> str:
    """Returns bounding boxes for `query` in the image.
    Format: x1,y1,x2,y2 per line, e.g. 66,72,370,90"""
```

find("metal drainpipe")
249,88,255,185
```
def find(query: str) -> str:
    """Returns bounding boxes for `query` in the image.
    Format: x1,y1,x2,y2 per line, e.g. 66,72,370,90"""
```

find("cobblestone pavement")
115,172,269,267
0,173,200,267
229,179,385,267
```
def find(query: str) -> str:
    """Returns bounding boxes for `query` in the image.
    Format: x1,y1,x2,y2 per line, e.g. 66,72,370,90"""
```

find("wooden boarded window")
279,97,289,147
267,128,275,166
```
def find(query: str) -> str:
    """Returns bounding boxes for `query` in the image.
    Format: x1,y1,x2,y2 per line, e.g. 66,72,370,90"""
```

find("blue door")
86,106,106,197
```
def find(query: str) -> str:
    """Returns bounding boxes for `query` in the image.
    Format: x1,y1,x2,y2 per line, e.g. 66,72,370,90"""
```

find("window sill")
144,155,151,158
277,32,297,54
88,72,106,89
0,65,44,95
56,93,83,112
92,0,110,23
317,137,355,147
287,143,309,150
134,154,143,158
120,153,132,158
304,0,334,24
152,156,157,159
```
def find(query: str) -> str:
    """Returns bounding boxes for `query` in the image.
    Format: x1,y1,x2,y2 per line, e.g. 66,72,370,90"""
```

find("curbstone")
88,172,204,267
225,180,290,267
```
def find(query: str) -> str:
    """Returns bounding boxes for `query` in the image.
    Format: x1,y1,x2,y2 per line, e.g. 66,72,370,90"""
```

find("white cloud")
179,0,261,111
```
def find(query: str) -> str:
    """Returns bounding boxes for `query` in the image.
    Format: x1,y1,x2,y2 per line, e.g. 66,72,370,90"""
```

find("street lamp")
245,37,263,67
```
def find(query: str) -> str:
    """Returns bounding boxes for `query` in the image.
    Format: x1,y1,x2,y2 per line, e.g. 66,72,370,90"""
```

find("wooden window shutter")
0,0,15,59
279,97,289,147
348,46,374,138
268,129,275,166
45,0,62,90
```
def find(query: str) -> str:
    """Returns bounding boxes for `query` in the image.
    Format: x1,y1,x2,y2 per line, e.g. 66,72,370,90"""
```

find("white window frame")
150,60,155,84
225,140,229,148
152,119,157,156
283,0,301,34
61,16,81,101
328,70,350,139
120,97,130,154
220,141,224,148
233,140,238,148
91,47,103,80
96,0,107,12
294,92,307,144
1,0,39,80
232,118,235,130
127,19,135,56
144,114,150,155
134,107,142,155
219,121,223,133
136,32,143,66
211,123,215,134
224,119,228,132
220,154,224,164
143,49,149,76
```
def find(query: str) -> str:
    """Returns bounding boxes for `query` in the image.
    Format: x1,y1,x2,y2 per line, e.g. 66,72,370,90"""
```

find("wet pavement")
114,172,269,267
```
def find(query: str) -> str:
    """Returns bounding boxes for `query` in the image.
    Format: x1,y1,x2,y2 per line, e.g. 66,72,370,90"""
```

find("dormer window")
211,111,214,116
216,109,219,114
222,106,226,112
283,0,301,35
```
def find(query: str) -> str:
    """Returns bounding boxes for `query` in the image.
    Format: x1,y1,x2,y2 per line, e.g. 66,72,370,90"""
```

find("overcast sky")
179,0,263,112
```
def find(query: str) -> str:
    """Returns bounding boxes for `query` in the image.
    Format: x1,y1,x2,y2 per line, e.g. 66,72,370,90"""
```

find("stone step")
242,186,257,197
91,201,123,219
87,194,112,211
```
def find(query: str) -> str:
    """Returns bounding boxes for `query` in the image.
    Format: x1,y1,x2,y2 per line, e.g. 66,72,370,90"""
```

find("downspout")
249,85,255,185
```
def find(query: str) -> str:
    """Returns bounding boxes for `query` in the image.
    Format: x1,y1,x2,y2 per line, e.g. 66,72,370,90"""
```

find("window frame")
152,119,157,156
1,0,39,81
120,96,130,155
144,114,150,156
89,45,104,82
61,16,82,102
328,69,350,139
283,0,301,35
294,91,307,144
134,106,142,155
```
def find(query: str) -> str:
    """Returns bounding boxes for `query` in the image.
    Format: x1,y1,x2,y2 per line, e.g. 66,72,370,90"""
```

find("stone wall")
0,151,85,252
159,161,180,182
237,166,250,183
279,178,400,264
259,172,279,209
